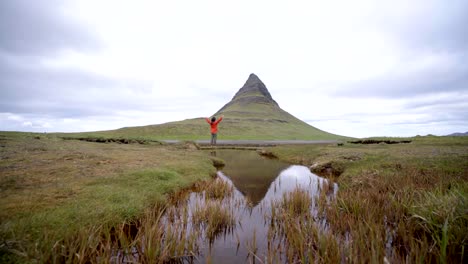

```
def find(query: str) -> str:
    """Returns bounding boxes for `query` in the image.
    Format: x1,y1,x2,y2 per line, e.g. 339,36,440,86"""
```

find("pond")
189,150,338,263
115,149,338,263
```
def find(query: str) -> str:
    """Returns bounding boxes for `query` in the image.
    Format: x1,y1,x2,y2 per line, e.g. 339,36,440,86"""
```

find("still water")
183,150,338,263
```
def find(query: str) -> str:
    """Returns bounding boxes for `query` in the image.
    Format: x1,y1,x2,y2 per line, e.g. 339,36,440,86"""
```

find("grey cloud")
376,0,468,53
333,59,468,98
403,94,468,110
334,0,468,100
0,0,110,119
0,54,157,118
0,0,100,56
0,52,207,119
391,114,468,126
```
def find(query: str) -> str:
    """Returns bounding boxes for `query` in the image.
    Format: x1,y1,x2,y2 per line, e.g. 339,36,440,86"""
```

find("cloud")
333,58,468,98
374,0,468,53
0,54,215,119
0,0,100,56
1,0,467,136
325,0,468,100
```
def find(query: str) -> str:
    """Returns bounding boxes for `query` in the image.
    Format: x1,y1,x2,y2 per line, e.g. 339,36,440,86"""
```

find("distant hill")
446,131,468,136
82,74,349,140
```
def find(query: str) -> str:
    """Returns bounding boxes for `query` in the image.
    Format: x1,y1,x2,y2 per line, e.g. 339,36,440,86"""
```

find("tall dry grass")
265,187,341,263
320,166,467,263
192,200,237,242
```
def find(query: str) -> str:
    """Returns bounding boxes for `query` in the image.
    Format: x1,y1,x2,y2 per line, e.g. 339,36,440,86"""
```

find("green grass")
61,115,349,141
51,89,350,141
0,132,216,263
2,131,466,262
270,135,468,263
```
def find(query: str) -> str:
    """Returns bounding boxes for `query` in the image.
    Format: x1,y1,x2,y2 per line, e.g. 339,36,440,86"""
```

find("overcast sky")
1,0,467,137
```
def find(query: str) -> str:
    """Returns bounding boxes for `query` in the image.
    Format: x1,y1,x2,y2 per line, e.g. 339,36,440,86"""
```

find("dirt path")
162,140,341,146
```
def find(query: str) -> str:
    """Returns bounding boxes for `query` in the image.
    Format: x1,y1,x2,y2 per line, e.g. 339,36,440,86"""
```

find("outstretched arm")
205,117,211,124
215,115,224,124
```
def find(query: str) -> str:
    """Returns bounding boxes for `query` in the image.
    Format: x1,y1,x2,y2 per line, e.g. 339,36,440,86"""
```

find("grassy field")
0,132,216,263
57,92,349,141
59,115,349,141
269,136,468,263
1,132,467,263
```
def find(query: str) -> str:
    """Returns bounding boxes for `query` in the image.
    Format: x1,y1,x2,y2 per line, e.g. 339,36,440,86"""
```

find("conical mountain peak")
231,73,278,105
113,73,347,141
215,74,279,115
245,73,262,86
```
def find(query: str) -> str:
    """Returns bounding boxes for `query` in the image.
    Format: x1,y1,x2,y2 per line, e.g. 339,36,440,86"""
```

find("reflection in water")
144,150,338,263
177,150,338,263
204,167,338,263
213,150,290,205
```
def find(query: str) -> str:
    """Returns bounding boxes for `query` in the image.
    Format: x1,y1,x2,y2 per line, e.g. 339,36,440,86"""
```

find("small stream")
186,150,338,263
114,149,338,263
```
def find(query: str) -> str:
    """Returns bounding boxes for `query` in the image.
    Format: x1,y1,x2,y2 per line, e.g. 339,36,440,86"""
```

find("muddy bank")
348,139,412,144
61,136,162,145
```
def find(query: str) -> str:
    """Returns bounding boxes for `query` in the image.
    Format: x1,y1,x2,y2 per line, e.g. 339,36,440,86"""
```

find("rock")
256,149,278,159
209,157,225,168
310,161,344,177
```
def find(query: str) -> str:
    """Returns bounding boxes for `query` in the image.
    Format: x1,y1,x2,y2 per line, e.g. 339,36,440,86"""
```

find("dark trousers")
211,133,217,145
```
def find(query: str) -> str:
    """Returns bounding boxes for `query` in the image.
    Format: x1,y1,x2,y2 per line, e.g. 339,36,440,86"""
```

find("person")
205,115,224,145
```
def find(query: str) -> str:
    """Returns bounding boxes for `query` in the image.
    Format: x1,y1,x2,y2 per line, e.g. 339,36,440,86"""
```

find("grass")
2,131,467,263
280,188,312,218
192,200,237,242
204,178,234,200
0,132,216,263
192,178,237,242
270,135,468,263
267,187,340,263
59,114,349,141
52,88,350,141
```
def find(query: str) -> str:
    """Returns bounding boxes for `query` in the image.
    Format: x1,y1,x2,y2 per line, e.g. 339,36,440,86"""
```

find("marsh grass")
192,200,237,242
320,167,468,263
271,137,468,263
0,133,216,263
280,187,312,218
266,187,341,263
204,178,234,200
409,184,468,263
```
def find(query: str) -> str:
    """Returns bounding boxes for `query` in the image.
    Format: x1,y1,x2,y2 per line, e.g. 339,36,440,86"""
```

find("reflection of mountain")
215,150,289,205
208,153,337,263
215,150,337,206
262,165,326,202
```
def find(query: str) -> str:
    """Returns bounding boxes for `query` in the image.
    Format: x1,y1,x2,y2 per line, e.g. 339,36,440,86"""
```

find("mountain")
446,132,468,136
94,74,348,140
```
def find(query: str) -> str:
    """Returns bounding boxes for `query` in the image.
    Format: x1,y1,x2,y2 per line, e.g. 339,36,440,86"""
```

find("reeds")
4,176,240,263
264,186,341,263
204,178,234,200
192,200,236,242
280,187,312,218
316,166,468,263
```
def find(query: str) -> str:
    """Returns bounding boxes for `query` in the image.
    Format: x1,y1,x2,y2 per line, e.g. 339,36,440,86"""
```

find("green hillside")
71,74,348,140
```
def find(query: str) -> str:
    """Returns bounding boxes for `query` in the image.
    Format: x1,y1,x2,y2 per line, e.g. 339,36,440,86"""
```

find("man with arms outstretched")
205,115,224,145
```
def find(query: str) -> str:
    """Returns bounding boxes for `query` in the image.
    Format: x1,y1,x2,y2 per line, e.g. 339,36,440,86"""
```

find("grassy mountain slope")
72,74,349,140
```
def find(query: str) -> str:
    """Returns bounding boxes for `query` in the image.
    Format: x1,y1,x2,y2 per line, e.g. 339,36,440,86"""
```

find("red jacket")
205,117,223,134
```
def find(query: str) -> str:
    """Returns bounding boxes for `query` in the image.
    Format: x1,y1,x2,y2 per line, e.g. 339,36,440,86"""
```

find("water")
113,150,338,263
186,150,338,263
